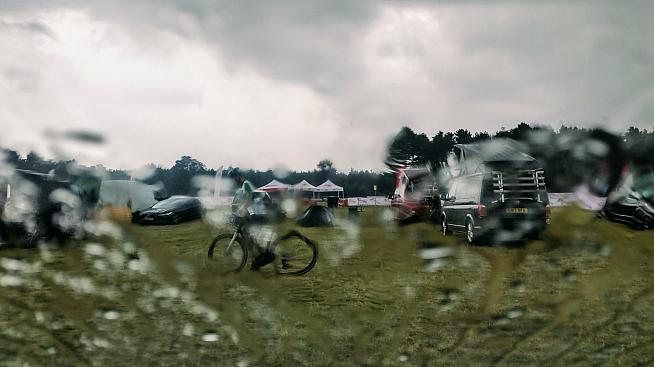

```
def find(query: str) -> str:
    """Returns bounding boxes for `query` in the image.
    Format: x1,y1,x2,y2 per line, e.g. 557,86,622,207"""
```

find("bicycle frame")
226,222,268,255
225,226,240,254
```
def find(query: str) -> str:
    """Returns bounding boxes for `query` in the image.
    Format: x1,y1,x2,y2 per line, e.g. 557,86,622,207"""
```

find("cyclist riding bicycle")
226,168,275,269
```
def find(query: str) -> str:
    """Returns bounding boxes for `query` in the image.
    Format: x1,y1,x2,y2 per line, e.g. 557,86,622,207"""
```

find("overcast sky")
1,0,653,171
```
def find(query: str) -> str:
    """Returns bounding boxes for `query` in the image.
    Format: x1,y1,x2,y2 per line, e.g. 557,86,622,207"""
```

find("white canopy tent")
257,179,290,193
291,179,317,199
314,180,344,198
292,180,317,191
99,180,163,212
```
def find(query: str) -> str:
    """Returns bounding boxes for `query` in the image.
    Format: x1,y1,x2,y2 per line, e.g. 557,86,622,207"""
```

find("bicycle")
207,216,318,276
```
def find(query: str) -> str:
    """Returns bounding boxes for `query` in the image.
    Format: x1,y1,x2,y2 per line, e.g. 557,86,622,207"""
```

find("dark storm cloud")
85,0,382,95
4,0,653,111
1,0,381,93
120,0,653,131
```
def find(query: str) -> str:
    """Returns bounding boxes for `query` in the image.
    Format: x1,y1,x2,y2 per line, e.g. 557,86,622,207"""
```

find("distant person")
227,168,274,269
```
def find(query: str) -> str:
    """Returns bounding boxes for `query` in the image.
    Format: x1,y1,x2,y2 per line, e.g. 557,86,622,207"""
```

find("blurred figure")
227,168,255,217
227,168,275,269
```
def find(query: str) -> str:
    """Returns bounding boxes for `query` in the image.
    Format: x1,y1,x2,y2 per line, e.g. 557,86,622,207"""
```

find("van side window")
457,179,469,202
456,175,481,203
448,179,458,200
468,175,482,201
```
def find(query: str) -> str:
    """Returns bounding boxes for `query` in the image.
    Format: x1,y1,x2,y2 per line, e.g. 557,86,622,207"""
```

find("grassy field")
1,206,654,366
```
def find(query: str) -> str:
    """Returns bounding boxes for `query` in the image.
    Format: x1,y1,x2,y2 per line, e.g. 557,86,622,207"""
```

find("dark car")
603,192,654,229
138,195,203,225
441,169,550,244
1,169,100,247
602,172,654,230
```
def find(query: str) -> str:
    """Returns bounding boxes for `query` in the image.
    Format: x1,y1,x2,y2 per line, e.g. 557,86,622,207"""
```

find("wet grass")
1,206,654,366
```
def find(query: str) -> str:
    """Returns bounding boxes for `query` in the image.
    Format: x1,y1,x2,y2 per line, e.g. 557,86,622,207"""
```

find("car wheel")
465,220,475,245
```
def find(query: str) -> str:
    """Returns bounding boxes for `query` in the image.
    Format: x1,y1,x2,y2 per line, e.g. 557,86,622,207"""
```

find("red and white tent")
257,179,290,192
292,180,317,192
315,180,344,198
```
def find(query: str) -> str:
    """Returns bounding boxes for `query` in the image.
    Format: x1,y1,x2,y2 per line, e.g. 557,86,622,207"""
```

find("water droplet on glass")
85,243,106,256
0,274,23,287
506,309,523,319
619,323,636,333
562,269,576,281
103,310,120,320
201,332,219,342
273,164,289,179
510,280,526,292
183,324,194,337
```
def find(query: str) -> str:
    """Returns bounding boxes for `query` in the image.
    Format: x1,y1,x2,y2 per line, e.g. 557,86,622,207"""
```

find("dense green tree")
316,159,336,182
430,131,455,168
385,126,433,169
454,129,473,144
316,159,333,172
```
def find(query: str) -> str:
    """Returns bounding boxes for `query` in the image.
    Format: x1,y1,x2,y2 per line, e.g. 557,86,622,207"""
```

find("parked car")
391,167,440,224
602,171,654,230
1,169,100,246
603,192,654,229
441,169,550,244
137,195,203,225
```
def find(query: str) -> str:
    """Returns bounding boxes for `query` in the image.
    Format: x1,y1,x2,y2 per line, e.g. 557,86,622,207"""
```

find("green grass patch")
1,206,653,366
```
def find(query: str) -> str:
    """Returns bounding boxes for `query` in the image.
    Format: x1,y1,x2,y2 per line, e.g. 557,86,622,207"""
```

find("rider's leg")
250,220,276,270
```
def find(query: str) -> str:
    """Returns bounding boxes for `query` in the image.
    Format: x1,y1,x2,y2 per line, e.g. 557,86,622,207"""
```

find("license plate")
506,208,528,214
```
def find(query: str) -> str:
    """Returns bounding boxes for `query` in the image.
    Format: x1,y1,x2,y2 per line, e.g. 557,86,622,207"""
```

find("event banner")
346,197,391,206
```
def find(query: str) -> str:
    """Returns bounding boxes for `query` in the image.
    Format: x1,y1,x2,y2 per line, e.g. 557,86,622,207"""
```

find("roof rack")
492,169,546,203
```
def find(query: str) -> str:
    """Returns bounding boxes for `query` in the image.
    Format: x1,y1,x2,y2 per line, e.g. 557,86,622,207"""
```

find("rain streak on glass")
2,4,654,365
0,125,653,366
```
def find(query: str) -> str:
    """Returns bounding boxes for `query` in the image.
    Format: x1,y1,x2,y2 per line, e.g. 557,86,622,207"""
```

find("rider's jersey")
233,180,267,216
242,180,254,195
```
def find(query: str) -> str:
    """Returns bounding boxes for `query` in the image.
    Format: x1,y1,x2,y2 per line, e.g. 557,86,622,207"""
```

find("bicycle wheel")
207,233,248,274
270,230,318,276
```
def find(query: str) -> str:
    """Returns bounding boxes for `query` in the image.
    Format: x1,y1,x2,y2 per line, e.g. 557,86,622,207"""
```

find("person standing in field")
227,168,275,269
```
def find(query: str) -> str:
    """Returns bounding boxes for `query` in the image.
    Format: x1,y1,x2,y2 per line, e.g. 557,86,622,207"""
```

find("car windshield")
1,2,654,366
151,198,190,209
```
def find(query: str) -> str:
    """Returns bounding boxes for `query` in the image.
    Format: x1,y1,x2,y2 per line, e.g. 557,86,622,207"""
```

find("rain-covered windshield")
2,2,654,366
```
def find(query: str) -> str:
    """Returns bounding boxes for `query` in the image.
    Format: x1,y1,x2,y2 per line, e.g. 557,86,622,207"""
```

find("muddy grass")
1,206,654,366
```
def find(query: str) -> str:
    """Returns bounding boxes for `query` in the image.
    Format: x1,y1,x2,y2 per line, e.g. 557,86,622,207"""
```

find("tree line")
2,123,653,196
1,151,396,197
386,123,654,192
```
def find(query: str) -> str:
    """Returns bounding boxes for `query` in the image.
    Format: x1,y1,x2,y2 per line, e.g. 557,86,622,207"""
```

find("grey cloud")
0,0,380,94
6,1,653,124
0,19,56,38
84,0,382,95
330,1,654,135
4,67,41,93
2,0,654,169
